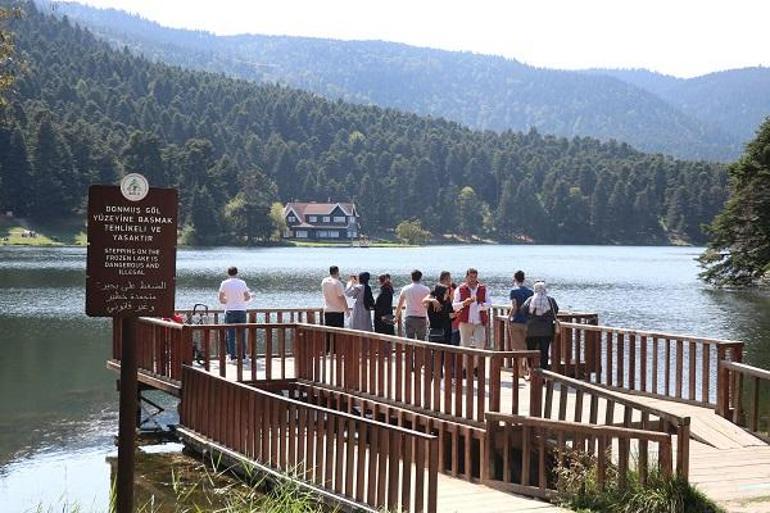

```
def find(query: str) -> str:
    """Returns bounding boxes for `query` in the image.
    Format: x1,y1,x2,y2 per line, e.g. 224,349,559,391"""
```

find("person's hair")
378,273,388,283
358,272,370,284
411,269,422,282
227,266,238,276
439,271,451,282
329,265,339,276
466,267,478,276
514,270,525,283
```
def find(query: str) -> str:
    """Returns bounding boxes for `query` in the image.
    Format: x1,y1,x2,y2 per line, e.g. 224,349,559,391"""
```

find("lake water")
1,245,769,511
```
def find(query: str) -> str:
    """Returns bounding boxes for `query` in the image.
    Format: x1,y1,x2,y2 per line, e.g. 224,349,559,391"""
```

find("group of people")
319,265,559,371
215,264,560,371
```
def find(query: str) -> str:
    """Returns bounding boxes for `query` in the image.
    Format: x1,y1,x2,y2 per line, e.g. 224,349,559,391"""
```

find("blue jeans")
225,310,247,359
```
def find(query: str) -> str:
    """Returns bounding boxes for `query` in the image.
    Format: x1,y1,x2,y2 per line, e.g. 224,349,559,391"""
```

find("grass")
0,216,86,246
554,450,724,513
28,452,336,513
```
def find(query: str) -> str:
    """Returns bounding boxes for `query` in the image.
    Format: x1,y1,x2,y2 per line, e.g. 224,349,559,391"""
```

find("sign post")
86,174,178,513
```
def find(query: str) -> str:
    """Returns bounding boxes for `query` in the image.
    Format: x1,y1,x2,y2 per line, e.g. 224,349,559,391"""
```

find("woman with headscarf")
521,281,559,370
374,274,395,335
345,272,375,331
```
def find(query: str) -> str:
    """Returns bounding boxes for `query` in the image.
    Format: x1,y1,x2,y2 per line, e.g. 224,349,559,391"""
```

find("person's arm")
521,297,531,317
395,290,406,320
422,294,440,310
218,283,226,305
481,292,492,311
452,287,473,311
242,283,251,302
550,297,559,315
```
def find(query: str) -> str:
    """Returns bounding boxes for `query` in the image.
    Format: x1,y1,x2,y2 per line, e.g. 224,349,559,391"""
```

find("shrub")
554,451,723,513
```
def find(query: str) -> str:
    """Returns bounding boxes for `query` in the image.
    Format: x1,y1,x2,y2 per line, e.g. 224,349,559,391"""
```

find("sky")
55,0,769,78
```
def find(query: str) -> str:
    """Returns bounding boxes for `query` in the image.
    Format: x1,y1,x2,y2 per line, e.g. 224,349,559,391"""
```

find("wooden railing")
256,381,489,482
530,369,690,478
485,413,674,498
113,311,310,384
180,366,438,513
186,323,298,382
112,317,190,383
718,361,770,440
555,322,744,407
294,323,541,425
176,306,323,325
491,308,598,354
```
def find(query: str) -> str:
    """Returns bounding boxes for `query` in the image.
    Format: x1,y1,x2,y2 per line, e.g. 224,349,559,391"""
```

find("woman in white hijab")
522,281,559,370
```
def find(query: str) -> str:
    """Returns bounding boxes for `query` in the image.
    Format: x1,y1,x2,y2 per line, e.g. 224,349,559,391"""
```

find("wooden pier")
107,307,770,513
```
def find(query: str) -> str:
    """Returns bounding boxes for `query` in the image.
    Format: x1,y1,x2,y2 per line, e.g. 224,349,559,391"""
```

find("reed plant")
554,450,724,513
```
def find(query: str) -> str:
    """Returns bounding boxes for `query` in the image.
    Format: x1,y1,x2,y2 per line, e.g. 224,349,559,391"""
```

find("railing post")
530,369,543,417
490,355,501,412
181,325,193,368
551,326,562,374
676,417,690,480
716,349,729,418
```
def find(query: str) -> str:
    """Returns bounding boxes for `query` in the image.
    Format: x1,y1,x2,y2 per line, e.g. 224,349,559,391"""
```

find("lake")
1,245,769,511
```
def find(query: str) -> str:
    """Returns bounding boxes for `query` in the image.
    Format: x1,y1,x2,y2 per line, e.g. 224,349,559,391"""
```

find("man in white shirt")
395,269,431,340
218,266,251,360
321,265,349,328
452,268,492,348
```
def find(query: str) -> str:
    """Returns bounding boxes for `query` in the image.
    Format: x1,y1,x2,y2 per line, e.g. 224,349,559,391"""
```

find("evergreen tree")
699,118,770,286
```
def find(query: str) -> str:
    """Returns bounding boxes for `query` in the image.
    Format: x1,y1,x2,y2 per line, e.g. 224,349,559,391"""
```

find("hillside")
48,1,741,161
589,67,770,144
0,1,727,246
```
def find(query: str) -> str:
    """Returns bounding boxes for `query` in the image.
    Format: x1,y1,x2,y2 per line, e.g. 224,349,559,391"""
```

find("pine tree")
699,118,770,286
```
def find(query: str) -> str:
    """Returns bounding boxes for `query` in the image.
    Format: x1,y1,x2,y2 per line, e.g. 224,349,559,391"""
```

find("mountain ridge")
47,0,755,161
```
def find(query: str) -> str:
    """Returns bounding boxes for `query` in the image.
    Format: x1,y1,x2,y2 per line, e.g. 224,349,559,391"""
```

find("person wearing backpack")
522,281,559,370
345,272,375,331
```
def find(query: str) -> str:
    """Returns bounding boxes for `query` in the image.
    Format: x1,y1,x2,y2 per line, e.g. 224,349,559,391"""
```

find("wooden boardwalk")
177,357,768,512
109,309,770,513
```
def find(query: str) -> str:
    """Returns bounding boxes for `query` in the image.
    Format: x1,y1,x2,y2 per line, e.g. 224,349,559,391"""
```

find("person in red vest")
452,268,492,349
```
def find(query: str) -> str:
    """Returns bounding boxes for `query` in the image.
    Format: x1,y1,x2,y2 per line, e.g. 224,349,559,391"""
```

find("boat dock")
107,307,770,512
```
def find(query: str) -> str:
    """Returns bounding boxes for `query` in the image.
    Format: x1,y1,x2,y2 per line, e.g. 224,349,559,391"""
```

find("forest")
0,1,728,245
53,0,770,162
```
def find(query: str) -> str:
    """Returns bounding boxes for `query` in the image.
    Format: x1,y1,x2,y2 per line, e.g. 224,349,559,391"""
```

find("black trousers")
526,335,553,370
324,312,345,328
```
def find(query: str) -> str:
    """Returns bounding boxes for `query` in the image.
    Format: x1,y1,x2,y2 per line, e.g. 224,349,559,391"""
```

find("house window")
318,231,328,238
288,215,296,223
349,230,357,238
333,216,345,223
349,216,356,222
329,231,340,238
323,216,330,223
295,230,308,238
309,215,317,223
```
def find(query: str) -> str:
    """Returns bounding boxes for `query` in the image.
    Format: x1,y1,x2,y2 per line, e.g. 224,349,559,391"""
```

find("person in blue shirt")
508,270,533,378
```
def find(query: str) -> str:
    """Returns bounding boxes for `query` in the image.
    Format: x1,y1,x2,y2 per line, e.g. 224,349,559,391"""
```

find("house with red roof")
282,202,360,240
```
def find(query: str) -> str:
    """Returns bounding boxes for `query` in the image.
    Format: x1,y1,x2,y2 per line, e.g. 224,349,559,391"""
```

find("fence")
717,361,770,440
485,413,674,498
555,322,744,406
180,366,438,513
294,323,540,425
529,369,690,478
256,380,489,482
